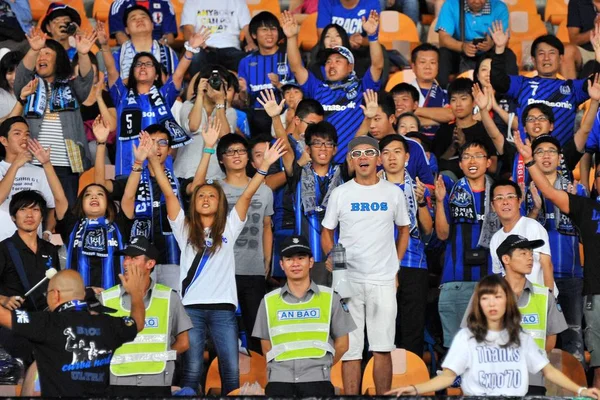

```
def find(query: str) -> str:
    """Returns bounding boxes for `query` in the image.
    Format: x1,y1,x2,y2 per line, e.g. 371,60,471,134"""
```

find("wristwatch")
525,159,536,168
215,103,225,109
184,41,200,54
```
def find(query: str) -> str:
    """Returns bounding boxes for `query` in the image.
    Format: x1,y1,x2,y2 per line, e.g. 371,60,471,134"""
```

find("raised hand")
260,138,288,170
92,115,110,142
529,181,542,211
26,27,47,51
188,26,211,50
95,21,108,46
28,138,51,165
19,78,38,102
257,88,285,118
472,83,490,112
360,89,378,118
76,29,98,55
132,131,153,163
514,132,533,162
201,117,222,149
415,176,426,203
118,262,145,298
281,11,299,39
592,23,600,60
267,72,281,90
362,10,380,37
434,175,447,203
588,73,600,101
488,20,509,50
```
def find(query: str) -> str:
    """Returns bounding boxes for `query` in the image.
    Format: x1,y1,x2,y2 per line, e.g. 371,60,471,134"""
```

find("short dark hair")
531,34,564,57
248,135,272,160
448,78,474,99
43,39,72,80
9,190,47,221
127,52,162,93
390,83,419,102
397,111,422,132
123,5,152,27
378,92,396,117
379,134,409,153
411,43,440,64
0,116,27,139
217,133,250,172
193,65,230,98
249,11,281,38
521,103,555,127
144,123,171,146
295,99,324,119
0,51,22,92
226,71,239,93
491,179,522,200
305,121,338,144
458,139,490,158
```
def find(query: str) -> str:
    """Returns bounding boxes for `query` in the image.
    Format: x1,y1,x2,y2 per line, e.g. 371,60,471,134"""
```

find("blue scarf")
295,163,342,262
24,77,78,117
399,171,419,239
131,156,181,264
66,217,124,288
526,174,577,236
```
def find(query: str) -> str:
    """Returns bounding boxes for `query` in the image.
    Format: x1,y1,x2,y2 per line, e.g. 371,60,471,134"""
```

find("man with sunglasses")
322,136,409,395
94,121,194,291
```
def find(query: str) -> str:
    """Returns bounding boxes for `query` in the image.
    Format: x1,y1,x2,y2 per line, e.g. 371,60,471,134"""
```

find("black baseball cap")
281,80,302,93
41,3,81,34
531,134,561,153
280,235,312,258
496,235,545,261
116,236,160,261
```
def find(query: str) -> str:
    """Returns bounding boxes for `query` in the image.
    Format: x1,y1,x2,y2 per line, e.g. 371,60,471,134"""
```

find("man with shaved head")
0,266,146,397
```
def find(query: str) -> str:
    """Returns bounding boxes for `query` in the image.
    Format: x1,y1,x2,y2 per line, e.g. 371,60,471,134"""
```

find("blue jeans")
182,307,240,394
438,282,477,347
556,278,584,363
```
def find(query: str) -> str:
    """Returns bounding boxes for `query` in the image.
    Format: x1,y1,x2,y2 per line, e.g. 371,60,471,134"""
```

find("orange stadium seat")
361,349,432,395
378,11,420,55
545,349,587,396
331,361,344,394
385,69,416,91
92,0,113,23
544,0,569,26
246,0,281,18
501,0,537,13
555,18,569,43
205,351,267,395
299,12,318,51
31,0,87,23
508,11,548,69
78,165,115,194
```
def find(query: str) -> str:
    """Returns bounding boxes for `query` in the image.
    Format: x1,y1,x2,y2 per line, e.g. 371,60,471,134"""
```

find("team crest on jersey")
559,85,571,95
346,89,358,99
357,9,366,16
153,11,163,24
249,61,258,67
153,3,161,9
449,186,471,207
277,63,289,76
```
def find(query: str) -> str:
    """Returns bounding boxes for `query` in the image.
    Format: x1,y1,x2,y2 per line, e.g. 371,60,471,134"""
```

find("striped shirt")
34,106,69,167
237,51,291,109
300,70,380,163
396,182,431,269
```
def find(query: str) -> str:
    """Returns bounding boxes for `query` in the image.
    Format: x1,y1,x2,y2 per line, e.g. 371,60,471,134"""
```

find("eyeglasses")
310,140,335,148
492,193,519,202
224,148,248,156
525,115,549,123
134,61,155,69
44,288,58,297
533,148,558,156
460,154,487,161
154,139,169,147
350,149,379,158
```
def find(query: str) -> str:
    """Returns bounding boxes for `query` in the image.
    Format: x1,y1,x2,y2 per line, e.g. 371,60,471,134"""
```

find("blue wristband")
256,169,268,176
368,34,379,42
183,52,193,61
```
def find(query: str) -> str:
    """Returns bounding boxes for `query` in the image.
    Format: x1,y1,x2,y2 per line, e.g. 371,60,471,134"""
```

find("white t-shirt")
180,0,251,50
490,217,558,296
168,207,245,307
322,179,410,282
0,161,55,241
443,328,549,396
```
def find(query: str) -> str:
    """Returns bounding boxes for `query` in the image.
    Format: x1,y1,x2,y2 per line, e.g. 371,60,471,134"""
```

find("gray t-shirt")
252,282,356,383
221,180,274,276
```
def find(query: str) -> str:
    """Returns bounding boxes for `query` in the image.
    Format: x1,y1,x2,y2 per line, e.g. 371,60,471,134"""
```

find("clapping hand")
434,175,446,203
415,177,426,204
28,139,51,166
26,27,47,51
132,131,153,163
92,115,110,143
19,78,38,103
514,132,533,162
588,73,600,102
76,29,97,55
472,83,491,112
529,181,542,211
257,89,285,118
95,21,108,46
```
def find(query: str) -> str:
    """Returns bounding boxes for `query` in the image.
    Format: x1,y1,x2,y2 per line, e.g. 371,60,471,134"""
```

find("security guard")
0,268,145,397
462,235,567,396
100,236,192,398
252,235,356,396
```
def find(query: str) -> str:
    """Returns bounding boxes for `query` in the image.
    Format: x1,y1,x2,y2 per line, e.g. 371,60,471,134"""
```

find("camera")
472,37,485,46
208,70,222,91
60,22,77,36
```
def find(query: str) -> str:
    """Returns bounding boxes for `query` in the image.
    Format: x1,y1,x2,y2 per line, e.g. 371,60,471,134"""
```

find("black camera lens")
208,70,221,91
66,23,77,36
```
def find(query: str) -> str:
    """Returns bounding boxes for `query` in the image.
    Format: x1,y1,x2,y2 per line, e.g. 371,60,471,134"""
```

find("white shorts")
342,281,397,360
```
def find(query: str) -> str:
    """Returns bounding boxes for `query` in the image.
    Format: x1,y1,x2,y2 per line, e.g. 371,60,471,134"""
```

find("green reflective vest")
265,285,335,362
518,283,549,351
101,283,174,376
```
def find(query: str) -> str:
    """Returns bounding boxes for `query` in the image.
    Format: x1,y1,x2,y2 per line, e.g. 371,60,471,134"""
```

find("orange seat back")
298,12,318,51
362,349,432,395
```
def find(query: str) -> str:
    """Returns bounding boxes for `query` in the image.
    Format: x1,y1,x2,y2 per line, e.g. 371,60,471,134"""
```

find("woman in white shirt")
388,274,600,398
151,121,286,395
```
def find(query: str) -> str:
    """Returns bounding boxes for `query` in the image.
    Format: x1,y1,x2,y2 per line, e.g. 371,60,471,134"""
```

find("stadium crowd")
2,0,600,397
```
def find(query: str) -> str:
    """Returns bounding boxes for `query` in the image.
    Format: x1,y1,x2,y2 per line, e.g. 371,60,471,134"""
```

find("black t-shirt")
0,233,60,310
80,91,115,122
110,175,190,265
11,302,137,397
432,121,496,179
56,210,133,288
567,0,596,52
0,1,24,41
567,194,600,295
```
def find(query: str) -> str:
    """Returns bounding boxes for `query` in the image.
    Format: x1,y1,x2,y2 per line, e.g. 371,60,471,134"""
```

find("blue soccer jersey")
317,0,380,35
506,75,589,146
238,51,291,109
109,0,177,41
301,70,381,163
395,183,431,269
